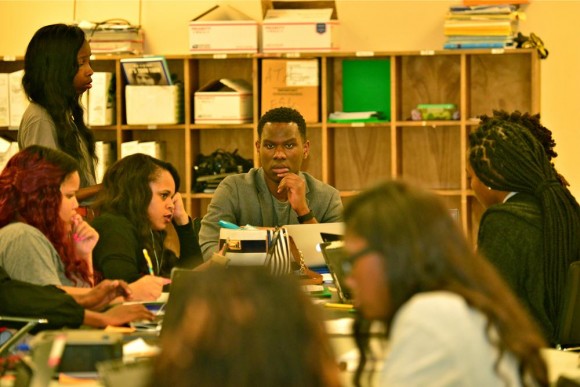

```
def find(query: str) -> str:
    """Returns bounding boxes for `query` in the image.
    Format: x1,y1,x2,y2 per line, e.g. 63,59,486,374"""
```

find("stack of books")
77,20,144,55
443,4,524,49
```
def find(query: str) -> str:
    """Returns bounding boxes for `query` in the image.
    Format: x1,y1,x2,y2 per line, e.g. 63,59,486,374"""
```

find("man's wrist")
297,210,315,224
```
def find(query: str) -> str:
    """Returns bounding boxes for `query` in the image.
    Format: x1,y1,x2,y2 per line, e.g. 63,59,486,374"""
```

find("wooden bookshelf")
0,48,540,242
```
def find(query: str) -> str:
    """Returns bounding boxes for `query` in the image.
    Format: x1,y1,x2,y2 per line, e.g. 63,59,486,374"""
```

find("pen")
143,249,154,275
219,220,241,229
324,302,355,310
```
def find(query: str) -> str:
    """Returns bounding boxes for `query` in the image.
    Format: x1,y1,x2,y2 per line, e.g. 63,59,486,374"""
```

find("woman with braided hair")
479,109,569,186
467,117,580,345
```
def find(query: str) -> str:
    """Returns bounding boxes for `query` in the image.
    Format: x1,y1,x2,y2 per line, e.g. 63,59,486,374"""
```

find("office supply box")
194,78,253,124
189,5,258,53
125,85,183,125
261,58,319,123
262,5,340,52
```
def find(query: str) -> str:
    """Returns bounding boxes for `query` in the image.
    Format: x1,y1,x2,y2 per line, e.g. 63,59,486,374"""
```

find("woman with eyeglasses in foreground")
343,180,548,386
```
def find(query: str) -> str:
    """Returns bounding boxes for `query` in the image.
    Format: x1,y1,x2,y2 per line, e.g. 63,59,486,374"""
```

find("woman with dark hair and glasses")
91,154,204,289
343,180,548,386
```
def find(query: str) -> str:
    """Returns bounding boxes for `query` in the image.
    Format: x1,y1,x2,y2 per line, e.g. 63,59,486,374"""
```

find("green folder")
342,58,391,121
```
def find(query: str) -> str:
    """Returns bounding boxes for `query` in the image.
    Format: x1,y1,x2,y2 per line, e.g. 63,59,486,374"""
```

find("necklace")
150,229,160,274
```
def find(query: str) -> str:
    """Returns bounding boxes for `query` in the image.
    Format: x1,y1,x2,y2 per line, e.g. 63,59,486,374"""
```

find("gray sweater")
199,168,343,259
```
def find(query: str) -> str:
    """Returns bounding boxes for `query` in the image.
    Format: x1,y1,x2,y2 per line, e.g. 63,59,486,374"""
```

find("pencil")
324,302,355,310
143,249,155,275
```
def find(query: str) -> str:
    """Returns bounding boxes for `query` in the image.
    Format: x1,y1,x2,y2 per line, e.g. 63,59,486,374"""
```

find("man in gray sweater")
199,107,343,260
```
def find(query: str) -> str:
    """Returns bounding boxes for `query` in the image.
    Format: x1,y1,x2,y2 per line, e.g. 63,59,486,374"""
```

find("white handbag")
218,227,292,275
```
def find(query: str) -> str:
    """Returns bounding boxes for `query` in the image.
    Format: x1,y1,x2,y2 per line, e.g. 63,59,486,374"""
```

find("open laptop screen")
319,241,352,304
284,223,344,267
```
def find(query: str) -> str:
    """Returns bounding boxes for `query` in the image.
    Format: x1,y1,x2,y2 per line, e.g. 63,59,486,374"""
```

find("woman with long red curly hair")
0,145,97,289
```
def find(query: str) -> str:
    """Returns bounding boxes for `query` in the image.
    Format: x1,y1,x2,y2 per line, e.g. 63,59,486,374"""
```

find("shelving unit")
0,48,540,242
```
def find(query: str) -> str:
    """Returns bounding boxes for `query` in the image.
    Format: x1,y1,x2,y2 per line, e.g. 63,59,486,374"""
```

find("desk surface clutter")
1,281,579,387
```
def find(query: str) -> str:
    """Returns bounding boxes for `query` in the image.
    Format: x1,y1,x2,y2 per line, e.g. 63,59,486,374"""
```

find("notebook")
319,241,352,304
284,222,344,267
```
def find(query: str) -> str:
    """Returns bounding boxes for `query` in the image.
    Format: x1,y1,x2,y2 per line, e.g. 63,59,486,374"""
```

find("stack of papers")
328,111,387,123
77,20,144,55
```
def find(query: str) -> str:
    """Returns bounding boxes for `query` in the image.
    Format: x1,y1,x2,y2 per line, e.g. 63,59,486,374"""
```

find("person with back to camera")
18,23,101,208
198,107,343,260
91,153,204,284
0,145,166,301
343,180,548,386
150,266,341,387
467,115,580,345
481,109,570,187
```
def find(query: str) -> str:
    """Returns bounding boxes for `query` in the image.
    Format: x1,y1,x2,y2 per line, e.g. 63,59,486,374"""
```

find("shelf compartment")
331,125,391,191
468,51,537,118
397,125,462,190
396,54,461,122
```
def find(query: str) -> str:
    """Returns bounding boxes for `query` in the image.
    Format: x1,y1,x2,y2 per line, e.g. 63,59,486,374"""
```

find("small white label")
286,60,319,87
2,56,16,61
491,49,505,55
147,125,158,130
285,52,301,58
351,122,365,127
420,50,435,56
213,54,227,59
355,51,375,57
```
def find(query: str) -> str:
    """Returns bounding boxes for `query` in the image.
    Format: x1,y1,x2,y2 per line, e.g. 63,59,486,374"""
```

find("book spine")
444,42,505,49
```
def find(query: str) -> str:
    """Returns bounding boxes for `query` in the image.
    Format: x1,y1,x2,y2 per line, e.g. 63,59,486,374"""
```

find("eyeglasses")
341,246,375,275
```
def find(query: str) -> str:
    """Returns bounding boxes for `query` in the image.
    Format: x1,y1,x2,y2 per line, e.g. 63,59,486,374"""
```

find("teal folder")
342,59,391,121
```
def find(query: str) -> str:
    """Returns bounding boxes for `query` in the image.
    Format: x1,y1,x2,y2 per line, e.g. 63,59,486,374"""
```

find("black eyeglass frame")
341,246,375,274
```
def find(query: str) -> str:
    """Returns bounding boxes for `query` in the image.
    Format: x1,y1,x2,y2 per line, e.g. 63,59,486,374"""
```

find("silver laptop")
284,222,344,267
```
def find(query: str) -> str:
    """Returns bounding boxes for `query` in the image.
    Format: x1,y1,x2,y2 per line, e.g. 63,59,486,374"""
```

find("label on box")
286,61,319,87
261,59,319,123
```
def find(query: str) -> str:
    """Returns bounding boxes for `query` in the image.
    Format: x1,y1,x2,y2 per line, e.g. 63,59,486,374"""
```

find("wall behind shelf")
0,0,578,200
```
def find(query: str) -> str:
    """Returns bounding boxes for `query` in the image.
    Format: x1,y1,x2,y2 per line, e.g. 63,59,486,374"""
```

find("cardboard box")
262,8,339,52
194,79,253,124
189,5,258,53
125,85,183,125
261,59,319,123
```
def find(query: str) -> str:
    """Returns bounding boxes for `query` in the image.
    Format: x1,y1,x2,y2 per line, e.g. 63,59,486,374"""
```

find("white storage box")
194,79,252,124
0,73,8,127
87,72,114,126
125,85,183,125
262,8,339,52
9,70,29,128
189,5,258,54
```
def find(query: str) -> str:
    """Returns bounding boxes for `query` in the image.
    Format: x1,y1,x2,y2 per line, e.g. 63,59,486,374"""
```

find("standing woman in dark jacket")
467,116,580,345
18,23,100,203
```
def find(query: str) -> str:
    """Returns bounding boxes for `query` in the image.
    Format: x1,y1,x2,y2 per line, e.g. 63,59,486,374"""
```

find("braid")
479,110,567,186
469,121,580,325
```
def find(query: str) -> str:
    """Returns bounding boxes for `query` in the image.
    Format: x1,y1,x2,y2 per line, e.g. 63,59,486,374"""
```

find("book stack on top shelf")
443,4,525,49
